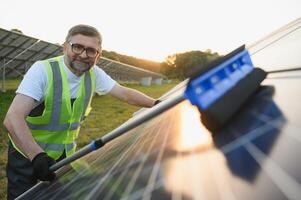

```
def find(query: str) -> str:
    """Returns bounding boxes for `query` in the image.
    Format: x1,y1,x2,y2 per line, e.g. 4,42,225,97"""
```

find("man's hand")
32,152,56,181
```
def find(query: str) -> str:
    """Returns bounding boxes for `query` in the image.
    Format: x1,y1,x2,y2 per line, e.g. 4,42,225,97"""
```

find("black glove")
32,152,56,181
154,99,162,106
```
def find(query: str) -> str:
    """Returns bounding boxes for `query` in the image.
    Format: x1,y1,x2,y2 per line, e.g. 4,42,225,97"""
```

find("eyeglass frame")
68,42,100,58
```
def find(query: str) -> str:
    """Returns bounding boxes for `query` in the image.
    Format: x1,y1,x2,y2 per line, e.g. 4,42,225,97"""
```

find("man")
3,24,159,199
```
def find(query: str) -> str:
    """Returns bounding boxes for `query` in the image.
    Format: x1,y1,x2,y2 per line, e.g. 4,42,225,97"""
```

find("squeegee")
47,44,266,172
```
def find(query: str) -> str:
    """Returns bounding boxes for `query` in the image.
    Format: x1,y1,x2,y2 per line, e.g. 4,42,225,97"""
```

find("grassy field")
0,81,177,200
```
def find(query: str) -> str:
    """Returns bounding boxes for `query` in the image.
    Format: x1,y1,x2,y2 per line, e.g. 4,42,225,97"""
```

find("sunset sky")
1,0,300,61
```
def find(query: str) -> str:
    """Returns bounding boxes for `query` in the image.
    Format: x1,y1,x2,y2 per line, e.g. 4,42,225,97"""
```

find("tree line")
102,50,162,73
103,49,220,80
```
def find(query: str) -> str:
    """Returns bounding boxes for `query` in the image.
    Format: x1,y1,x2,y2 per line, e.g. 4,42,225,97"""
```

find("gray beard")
70,60,92,73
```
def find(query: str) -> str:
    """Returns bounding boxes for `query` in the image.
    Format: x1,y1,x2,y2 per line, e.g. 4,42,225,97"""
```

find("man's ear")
96,51,102,64
63,42,68,54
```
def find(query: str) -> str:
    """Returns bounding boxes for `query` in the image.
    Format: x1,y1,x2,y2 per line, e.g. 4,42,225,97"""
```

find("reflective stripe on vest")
27,61,92,131
37,141,75,151
82,70,92,120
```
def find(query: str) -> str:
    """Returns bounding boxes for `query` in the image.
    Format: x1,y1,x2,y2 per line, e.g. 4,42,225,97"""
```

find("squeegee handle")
49,92,185,172
49,145,94,171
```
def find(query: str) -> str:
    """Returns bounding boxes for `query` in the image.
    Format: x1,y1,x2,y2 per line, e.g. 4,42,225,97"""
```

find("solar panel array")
19,17,301,200
0,28,164,82
0,28,62,77
98,58,164,82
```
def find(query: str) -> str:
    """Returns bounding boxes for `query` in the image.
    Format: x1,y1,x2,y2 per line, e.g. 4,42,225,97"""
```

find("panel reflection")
176,102,213,152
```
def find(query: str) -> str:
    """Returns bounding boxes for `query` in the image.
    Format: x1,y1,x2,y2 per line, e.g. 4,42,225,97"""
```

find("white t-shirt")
16,56,116,106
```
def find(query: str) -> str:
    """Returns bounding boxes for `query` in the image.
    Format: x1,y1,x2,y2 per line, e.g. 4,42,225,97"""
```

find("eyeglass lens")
71,43,98,57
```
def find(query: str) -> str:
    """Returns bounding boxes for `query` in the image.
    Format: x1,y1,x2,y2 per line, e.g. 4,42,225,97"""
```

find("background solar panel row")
98,58,165,82
0,28,164,81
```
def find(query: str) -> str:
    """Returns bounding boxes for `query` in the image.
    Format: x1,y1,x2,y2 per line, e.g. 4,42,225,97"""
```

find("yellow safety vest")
10,56,96,159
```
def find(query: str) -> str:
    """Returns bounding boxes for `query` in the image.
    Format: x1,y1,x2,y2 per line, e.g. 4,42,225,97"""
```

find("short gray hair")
65,24,102,50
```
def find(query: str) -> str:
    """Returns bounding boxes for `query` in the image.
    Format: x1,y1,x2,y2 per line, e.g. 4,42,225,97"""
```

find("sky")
1,0,300,62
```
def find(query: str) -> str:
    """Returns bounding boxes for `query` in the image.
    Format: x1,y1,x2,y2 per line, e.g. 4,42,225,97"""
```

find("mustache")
71,60,91,69
71,58,90,64
73,60,89,65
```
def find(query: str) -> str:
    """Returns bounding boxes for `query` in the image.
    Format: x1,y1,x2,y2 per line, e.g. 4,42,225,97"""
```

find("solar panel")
0,28,62,77
18,17,301,199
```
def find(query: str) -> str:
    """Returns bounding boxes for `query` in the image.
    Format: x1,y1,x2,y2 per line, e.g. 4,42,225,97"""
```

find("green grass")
0,78,22,91
0,90,15,200
0,81,177,200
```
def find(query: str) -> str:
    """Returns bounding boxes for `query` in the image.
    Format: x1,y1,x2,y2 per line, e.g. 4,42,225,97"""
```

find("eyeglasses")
68,42,99,58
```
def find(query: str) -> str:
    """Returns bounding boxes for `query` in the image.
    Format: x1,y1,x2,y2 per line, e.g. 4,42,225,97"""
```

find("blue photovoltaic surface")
19,17,301,200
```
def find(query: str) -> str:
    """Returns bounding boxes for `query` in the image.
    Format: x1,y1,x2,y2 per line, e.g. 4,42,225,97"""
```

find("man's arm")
109,84,156,108
3,94,44,161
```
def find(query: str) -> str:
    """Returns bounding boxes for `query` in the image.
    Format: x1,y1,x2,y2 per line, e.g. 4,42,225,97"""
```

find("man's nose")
79,49,89,58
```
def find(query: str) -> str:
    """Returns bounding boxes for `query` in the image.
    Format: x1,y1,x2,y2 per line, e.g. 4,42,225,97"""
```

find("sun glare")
176,102,213,151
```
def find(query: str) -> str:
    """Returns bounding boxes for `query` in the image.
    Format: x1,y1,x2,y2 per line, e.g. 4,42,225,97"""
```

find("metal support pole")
25,61,28,74
1,58,6,92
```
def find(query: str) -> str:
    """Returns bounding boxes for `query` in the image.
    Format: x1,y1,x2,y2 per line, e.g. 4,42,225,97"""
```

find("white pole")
1,58,6,92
